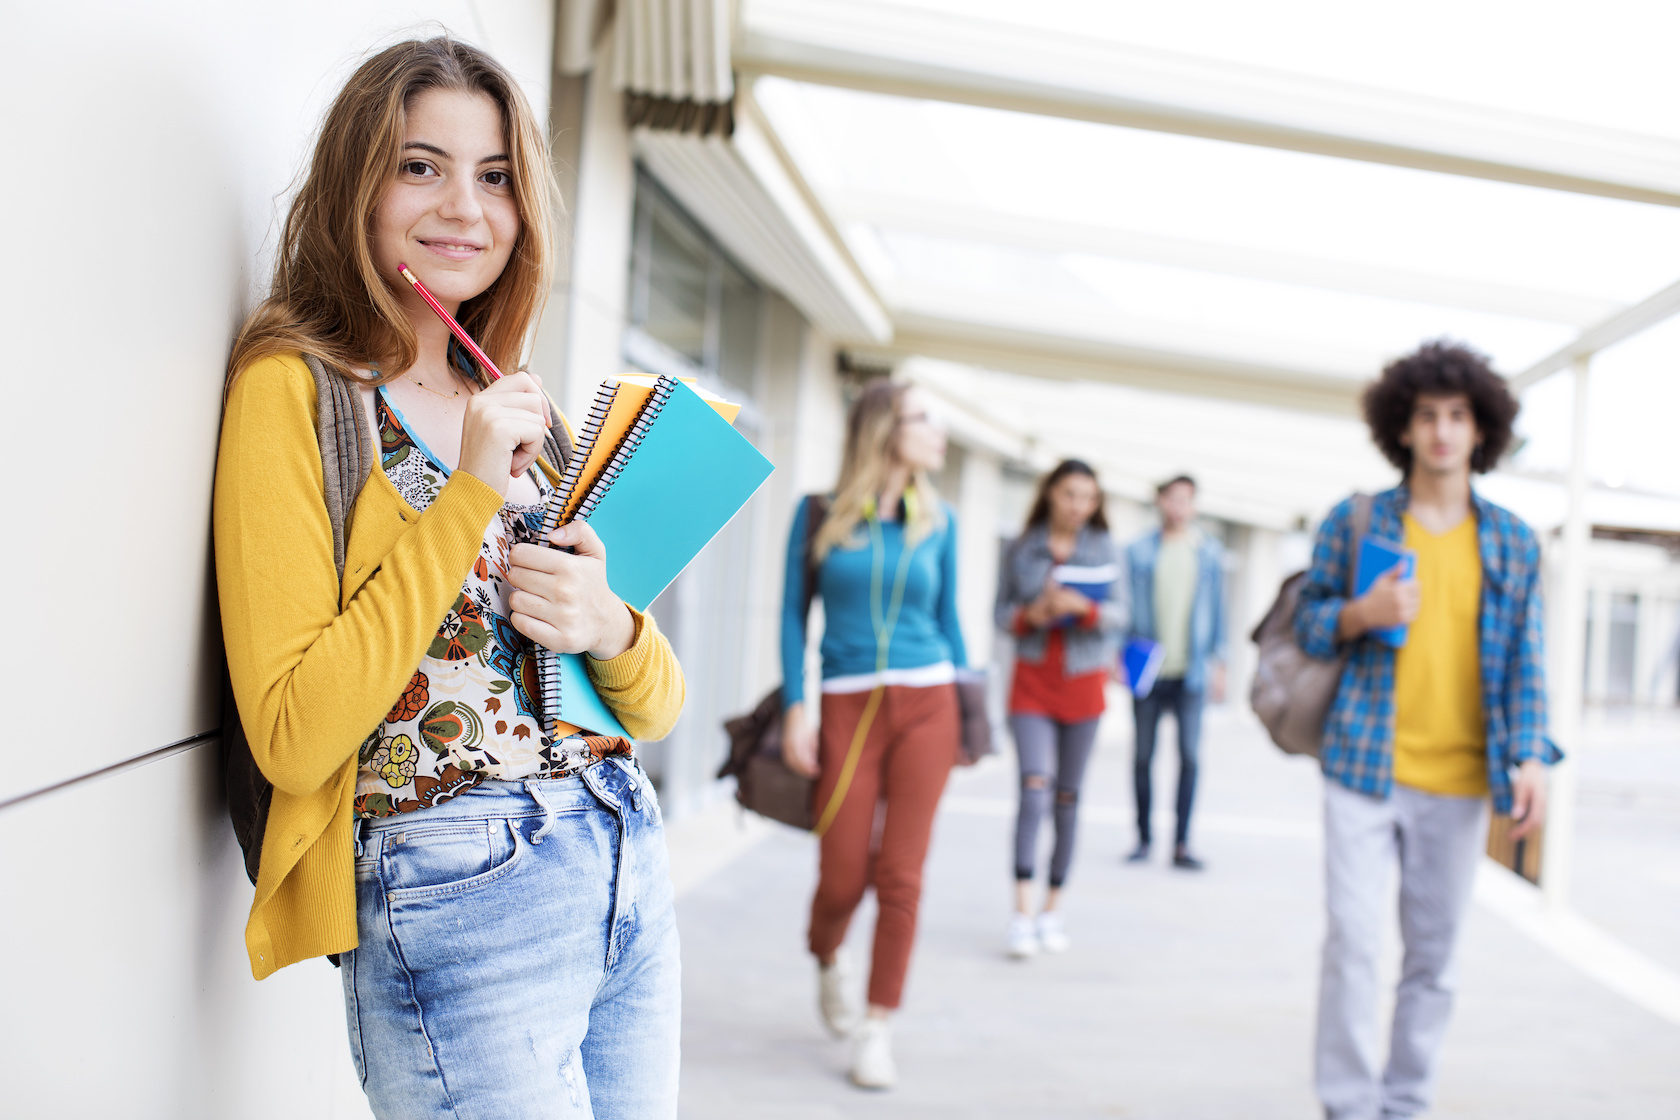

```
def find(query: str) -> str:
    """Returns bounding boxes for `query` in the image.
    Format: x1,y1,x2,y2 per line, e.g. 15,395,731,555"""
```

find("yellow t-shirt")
1392,512,1488,796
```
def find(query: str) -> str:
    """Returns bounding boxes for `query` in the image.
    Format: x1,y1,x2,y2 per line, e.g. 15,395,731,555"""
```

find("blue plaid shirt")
1294,485,1560,815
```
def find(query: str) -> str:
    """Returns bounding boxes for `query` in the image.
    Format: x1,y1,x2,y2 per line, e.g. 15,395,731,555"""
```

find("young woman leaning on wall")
215,38,684,1119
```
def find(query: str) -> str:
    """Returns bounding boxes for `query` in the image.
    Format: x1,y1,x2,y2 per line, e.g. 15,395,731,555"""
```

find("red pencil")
397,263,504,380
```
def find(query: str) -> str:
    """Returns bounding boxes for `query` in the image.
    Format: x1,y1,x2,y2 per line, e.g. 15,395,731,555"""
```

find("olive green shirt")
1153,531,1199,678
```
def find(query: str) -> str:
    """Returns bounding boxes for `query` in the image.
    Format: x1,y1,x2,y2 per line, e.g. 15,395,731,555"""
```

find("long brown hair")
227,37,558,391
1024,459,1108,532
813,380,944,561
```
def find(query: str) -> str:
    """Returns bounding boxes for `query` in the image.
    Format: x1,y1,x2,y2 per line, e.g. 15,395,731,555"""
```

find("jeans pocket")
382,819,522,901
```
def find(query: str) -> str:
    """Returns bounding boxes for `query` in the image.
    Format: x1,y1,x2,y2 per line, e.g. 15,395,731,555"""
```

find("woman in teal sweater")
779,380,967,1090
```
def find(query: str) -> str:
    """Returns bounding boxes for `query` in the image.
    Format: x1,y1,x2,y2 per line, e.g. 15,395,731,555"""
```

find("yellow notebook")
553,374,742,522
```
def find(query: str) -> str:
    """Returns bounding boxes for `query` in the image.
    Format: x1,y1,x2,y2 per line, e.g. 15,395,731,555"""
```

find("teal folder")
553,646,631,738
546,378,774,736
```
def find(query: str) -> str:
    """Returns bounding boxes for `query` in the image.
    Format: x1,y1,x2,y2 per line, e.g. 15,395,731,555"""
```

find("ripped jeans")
1011,714,1101,888
342,760,680,1119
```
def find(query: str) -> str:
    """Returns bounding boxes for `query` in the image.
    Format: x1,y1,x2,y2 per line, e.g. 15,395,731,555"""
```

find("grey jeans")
1011,714,1101,888
1315,780,1488,1120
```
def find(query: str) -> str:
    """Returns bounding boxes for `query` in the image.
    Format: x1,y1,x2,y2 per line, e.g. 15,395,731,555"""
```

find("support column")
546,27,635,422
1544,356,1590,911
956,446,1003,669
1584,585,1611,702
1228,525,1281,709
1635,583,1662,703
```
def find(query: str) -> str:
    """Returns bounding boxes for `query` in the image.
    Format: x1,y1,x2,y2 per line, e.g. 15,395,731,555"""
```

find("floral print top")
354,388,632,819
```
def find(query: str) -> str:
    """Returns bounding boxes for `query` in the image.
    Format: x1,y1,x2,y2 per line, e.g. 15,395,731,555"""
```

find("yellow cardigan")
214,354,686,980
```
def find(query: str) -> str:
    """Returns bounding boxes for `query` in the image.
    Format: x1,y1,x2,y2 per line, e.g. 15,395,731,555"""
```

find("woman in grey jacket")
995,460,1126,958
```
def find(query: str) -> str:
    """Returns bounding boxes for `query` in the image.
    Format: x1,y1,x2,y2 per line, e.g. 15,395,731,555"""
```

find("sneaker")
817,951,861,1038
1006,913,1039,959
1172,847,1206,871
1036,910,1069,953
850,1017,897,1089
1125,842,1151,863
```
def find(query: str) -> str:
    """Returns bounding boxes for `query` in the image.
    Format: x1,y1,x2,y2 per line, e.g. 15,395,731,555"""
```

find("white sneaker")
817,951,861,1038
1006,913,1039,959
849,1016,897,1089
1036,910,1069,953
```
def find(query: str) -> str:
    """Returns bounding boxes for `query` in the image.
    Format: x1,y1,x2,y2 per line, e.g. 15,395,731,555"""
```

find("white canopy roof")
644,0,1680,525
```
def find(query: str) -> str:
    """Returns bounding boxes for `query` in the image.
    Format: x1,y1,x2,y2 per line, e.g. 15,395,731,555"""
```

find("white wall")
752,310,845,723
955,448,1004,668
2,3,554,1113
749,296,837,696
1,748,372,1119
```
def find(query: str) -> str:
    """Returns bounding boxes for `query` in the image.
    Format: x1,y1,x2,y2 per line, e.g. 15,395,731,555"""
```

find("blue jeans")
1131,677,1203,847
343,759,680,1119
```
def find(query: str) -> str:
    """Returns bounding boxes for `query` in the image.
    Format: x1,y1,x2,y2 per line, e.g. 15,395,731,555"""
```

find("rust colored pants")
807,682,960,1009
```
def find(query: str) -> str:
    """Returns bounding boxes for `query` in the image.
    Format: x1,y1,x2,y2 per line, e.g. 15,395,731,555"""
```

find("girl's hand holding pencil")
458,373,550,496
398,262,553,495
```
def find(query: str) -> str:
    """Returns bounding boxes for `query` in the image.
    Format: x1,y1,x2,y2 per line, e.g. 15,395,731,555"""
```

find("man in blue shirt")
1125,475,1227,870
1295,342,1557,1120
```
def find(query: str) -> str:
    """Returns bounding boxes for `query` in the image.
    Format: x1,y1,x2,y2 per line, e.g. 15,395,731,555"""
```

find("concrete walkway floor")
671,704,1680,1119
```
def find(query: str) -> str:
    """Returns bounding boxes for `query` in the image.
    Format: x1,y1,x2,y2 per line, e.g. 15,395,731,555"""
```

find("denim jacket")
995,525,1127,678
1293,486,1560,815
1125,527,1227,693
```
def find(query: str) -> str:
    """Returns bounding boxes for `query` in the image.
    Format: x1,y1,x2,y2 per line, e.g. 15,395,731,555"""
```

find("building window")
626,171,762,398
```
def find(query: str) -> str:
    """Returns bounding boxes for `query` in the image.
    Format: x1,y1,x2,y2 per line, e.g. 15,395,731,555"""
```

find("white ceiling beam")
836,190,1626,327
907,367,1391,527
867,280,1372,414
874,325,1362,417
736,0,1680,207
915,391,1364,530
906,364,1381,482
1511,275,1680,390
886,281,1383,379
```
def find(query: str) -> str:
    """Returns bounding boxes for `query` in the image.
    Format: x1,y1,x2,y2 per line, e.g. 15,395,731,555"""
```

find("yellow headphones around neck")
864,486,919,524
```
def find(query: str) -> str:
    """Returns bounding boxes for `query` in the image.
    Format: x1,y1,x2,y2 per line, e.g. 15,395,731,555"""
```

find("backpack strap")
539,394,573,479
302,354,372,587
801,494,831,622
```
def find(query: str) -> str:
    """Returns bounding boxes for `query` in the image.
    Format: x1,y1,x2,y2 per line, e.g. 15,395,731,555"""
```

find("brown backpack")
1249,495,1370,758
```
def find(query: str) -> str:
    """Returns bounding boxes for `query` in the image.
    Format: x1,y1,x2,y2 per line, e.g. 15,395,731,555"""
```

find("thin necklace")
404,370,464,399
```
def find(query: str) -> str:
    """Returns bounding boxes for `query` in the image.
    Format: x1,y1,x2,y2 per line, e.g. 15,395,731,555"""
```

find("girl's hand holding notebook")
507,520,637,662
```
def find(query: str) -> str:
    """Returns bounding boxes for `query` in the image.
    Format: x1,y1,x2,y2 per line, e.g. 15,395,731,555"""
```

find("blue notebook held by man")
1121,638,1164,698
1356,534,1416,648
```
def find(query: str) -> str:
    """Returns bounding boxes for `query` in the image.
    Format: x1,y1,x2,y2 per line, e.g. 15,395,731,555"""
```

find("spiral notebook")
534,374,774,738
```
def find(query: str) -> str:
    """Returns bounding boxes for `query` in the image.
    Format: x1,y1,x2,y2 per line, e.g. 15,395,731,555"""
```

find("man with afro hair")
1293,340,1559,1120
